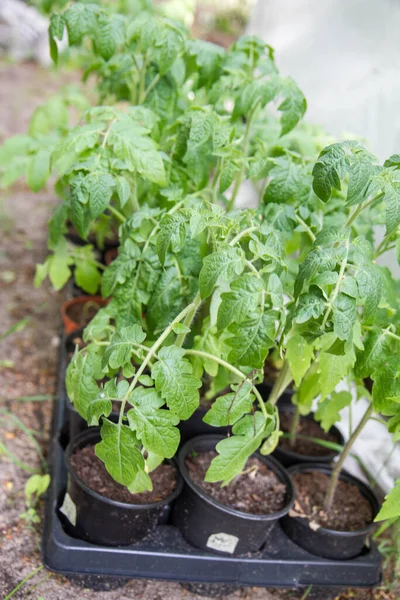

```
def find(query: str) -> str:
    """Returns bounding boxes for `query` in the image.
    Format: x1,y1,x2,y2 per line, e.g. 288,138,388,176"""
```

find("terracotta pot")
61,296,108,334
104,247,119,266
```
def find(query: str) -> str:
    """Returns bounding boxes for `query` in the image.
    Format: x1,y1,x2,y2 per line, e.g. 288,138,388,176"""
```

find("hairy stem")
267,360,293,406
321,239,349,329
324,403,373,511
107,205,126,223
118,302,196,423
345,192,384,228
184,349,267,419
230,226,258,246
175,292,202,348
289,404,301,448
295,215,316,243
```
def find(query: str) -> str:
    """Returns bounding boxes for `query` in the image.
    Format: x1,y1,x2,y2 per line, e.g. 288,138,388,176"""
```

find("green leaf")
84,173,115,219
312,143,351,202
205,412,268,486
152,345,201,420
371,359,400,412
128,400,180,459
199,247,244,299
192,318,221,377
116,176,130,207
315,390,352,432
203,380,254,427
219,160,239,193
96,13,125,61
318,345,356,400
147,267,184,332
375,480,400,521
27,149,50,192
295,289,325,324
102,325,146,370
156,213,187,266
264,156,310,205
278,77,307,135
64,3,98,46
355,327,393,379
332,293,357,341
217,274,263,330
227,312,275,368
74,259,101,295
347,148,376,206
48,240,72,290
286,335,314,387
86,379,120,426
95,419,144,487
66,346,103,420
355,264,382,322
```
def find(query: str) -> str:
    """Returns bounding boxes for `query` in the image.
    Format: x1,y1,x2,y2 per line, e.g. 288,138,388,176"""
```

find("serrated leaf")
278,77,307,135
355,327,393,379
116,176,130,207
86,379,118,426
312,143,351,202
371,359,400,412
295,290,325,324
227,312,275,368
205,412,268,486
48,240,72,290
66,346,103,420
203,380,254,427
156,213,187,266
151,345,201,420
217,274,263,330
102,325,146,370
318,346,356,400
95,419,144,487
219,160,239,193
355,264,382,321
315,390,352,432
64,3,98,46
27,149,50,192
286,335,314,387
127,403,179,459
264,156,311,205
375,480,400,521
84,172,115,219
332,293,357,340
96,13,125,61
199,247,244,299
172,323,191,334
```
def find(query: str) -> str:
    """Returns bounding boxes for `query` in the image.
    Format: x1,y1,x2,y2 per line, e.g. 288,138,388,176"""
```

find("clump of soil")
71,444,176,504
186,451,287,515
291,470,373,531
279,412,338,457
66,300,103,329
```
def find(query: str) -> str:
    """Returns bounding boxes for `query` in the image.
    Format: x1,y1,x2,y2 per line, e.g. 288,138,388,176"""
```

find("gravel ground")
0,61,395,600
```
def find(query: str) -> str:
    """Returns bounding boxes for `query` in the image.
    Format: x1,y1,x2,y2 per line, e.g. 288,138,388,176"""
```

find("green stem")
230,226,258,247
184,349,268,420
70,254,105,271
143,73,160,101
324,403,373,511
321,240,349,329
138,54,148,104
108,205,126,223
289,404,300,448
345,192,384,228
118,302,196,423
295,216,316,243
267,360,293,406
175,292,202,348
227,100,261,211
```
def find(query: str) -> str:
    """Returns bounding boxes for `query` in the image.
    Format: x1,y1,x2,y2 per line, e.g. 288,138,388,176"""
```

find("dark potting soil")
279,412,338,457
291,471,373,531
71,444,177,504
186,451,286,515
67,301,103,328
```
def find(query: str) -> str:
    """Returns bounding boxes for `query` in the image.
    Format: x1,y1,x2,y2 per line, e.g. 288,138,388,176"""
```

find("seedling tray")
42,338,382,591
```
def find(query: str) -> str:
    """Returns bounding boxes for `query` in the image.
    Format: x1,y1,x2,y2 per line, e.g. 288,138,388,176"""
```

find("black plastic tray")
42,337,383,590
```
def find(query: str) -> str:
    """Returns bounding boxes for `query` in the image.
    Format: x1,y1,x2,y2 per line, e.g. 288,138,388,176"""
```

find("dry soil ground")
0,60,397,600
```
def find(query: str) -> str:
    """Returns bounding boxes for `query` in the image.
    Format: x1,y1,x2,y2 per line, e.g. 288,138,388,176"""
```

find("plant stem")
267,360,293,406
324,403,373,511
227,100,261,211
184,349,268,419
70,254,105,270
230,226,258,246
289,404,300,448
345,192,384,228
143,73,160,101
295,216,316,243
107,205,126,223
175,292,202,347
321,240,349,329
118,302,196,423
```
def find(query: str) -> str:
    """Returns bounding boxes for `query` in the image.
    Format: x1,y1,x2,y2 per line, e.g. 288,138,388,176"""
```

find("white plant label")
59,492,77,526
206,532,239,554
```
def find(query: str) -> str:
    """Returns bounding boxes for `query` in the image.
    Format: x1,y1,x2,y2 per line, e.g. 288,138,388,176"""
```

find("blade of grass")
0,439,39,473
0,317,30,341
4,565,44,600
0,409,47,469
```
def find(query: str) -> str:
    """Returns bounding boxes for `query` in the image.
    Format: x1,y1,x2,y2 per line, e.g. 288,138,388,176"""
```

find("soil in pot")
279,412,339,458
291,470,373,531
71,444,177,504
66,300,103,329
186,450,286,515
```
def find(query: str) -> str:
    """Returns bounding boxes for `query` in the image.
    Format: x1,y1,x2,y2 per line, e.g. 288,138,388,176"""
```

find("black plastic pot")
273,410,345,468
281,463,380,560
172,434,294,555
256,380,293,406
63,428,183,546
178,407,228,445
